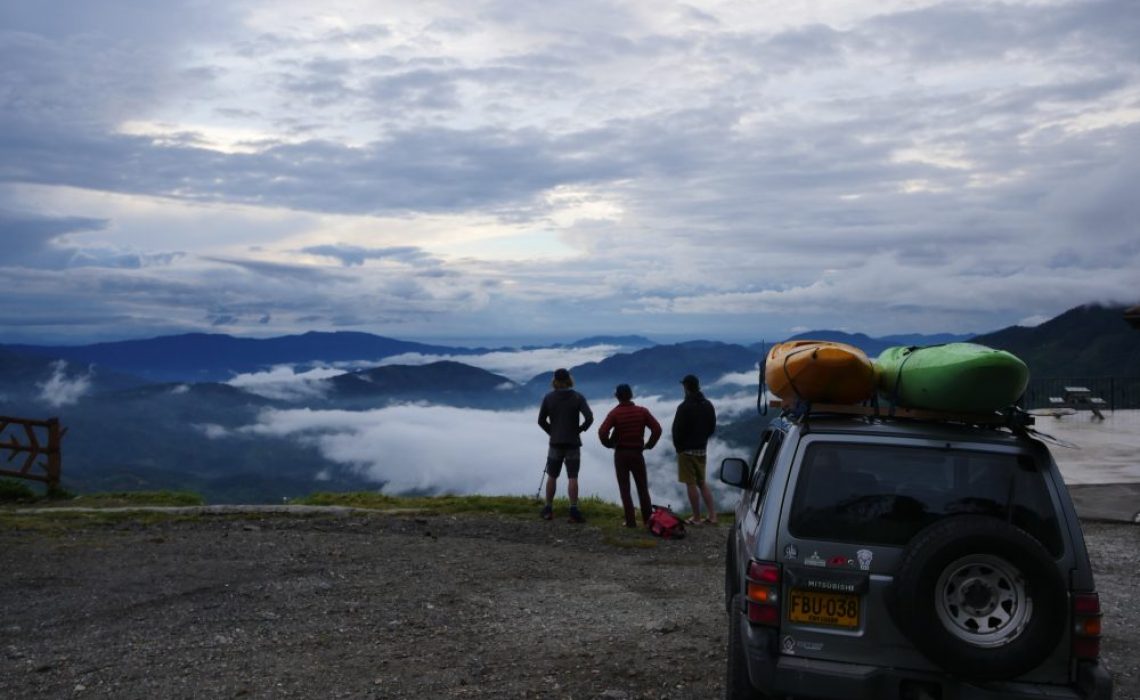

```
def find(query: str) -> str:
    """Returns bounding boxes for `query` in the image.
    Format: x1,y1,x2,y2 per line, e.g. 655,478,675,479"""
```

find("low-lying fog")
215,346,1140,507
222,346,765,509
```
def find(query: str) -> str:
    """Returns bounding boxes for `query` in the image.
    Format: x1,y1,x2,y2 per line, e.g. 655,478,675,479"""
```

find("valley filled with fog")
5,312,1137,507
223,345,765,509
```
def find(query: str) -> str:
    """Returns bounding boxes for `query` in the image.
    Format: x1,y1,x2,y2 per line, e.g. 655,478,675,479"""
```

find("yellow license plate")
788,589,860,628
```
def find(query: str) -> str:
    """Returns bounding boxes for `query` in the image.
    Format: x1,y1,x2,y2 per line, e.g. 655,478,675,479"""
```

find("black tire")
889,515,1067,681
726,594,764,700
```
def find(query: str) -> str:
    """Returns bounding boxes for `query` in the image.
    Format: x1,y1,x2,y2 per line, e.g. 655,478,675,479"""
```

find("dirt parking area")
0,511,1135,699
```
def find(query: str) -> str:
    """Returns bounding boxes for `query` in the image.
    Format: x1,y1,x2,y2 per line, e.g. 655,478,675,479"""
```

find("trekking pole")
535,467,545,500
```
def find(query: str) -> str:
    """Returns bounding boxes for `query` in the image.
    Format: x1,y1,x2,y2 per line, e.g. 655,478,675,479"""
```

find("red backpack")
647,505,686,539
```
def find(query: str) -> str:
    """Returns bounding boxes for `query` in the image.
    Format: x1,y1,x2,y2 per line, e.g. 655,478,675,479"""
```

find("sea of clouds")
242,391,761,509
229,344,766,509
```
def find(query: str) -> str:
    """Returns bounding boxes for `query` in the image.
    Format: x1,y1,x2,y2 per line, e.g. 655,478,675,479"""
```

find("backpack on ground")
647,505,686,539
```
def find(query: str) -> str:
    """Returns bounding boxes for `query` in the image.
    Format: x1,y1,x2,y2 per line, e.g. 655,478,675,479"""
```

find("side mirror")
720,457,751,488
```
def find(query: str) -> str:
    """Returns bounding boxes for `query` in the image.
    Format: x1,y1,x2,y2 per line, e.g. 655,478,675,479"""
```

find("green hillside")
970,303,1139,409
972,303,1138,378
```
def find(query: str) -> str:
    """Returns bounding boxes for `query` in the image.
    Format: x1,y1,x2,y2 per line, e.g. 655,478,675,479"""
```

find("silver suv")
720,409,1114,699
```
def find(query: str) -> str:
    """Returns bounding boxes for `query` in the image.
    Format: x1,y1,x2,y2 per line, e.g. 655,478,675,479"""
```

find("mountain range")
3,332,487,383
1,302,1135,502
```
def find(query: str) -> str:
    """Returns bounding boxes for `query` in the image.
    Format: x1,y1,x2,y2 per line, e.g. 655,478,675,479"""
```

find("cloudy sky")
2,0,1138,346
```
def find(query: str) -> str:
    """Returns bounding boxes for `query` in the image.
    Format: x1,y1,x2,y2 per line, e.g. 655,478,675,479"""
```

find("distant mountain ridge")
325,361,523,409
748,305,1136,377
4,331,477,383
532,340,762,397
5,305,1135,393
563,335,655,349
1,332,656,384
3,302,1136,503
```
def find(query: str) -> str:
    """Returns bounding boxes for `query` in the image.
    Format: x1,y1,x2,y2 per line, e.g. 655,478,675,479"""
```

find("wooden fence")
0,416,65,491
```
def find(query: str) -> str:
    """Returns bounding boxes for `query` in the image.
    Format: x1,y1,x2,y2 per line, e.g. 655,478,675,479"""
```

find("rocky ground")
0,510,1135,699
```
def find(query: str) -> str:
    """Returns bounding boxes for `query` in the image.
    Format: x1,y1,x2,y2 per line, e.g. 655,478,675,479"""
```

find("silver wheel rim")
934,553,1031,647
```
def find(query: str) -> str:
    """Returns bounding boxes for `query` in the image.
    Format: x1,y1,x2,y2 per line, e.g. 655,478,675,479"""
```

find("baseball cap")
553,368,571,382
680,374,700,389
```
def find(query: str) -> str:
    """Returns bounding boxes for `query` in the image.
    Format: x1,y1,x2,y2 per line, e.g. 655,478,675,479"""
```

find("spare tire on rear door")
888,515,1066,681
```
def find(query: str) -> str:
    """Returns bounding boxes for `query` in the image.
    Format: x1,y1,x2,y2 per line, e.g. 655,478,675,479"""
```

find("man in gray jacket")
537,368,593,523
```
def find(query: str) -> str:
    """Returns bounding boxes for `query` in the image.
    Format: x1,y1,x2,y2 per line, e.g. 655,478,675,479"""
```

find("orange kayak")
765,340,876,405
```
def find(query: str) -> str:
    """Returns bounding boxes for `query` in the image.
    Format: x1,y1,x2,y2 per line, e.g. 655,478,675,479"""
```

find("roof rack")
768,399,1034,429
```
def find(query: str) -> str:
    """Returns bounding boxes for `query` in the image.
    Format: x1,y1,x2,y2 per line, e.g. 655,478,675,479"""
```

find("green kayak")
875,343,1030,413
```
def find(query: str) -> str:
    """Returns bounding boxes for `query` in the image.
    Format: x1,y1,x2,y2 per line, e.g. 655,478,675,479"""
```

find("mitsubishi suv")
719,408,1114,699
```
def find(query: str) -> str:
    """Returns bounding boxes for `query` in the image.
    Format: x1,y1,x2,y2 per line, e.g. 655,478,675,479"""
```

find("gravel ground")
0,510,1135,699
1082,520,1140,698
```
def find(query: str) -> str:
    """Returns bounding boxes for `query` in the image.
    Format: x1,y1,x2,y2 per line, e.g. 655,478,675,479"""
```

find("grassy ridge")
295,492,614,515
0,486,206,508
1,489,726,547
294,493,668,547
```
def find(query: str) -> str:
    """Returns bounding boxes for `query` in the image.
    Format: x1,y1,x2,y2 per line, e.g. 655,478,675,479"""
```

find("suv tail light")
745,560,781,627
1071,592,1102,660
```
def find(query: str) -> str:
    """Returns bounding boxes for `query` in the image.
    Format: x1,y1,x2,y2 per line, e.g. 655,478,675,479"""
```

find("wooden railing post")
46,418,62,491
0,415,65,492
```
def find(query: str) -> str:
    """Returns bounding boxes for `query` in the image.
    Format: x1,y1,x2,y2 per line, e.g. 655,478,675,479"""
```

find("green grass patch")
295,492,625,517
36,490,207,508
1,486,730,548
294,492,668,544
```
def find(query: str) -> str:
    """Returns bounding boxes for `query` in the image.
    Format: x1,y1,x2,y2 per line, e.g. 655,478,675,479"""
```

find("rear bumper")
739,618,1114,700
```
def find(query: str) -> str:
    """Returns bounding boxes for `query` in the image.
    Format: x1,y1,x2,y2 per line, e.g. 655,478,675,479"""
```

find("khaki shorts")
677,452,707,485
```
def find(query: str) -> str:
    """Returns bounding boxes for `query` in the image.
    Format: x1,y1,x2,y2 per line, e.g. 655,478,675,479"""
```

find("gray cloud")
364,69,462,112
203,256,351,284
1,209,107,256
36,359,92,407
0,209,185,270
300,244,440,267
0,122,626,216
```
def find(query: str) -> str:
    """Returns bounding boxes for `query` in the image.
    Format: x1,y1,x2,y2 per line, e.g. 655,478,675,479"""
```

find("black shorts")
545,446,581,479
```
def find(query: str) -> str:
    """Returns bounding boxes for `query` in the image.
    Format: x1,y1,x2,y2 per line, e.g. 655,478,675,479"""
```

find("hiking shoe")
568,506,586,524
540,505,553,520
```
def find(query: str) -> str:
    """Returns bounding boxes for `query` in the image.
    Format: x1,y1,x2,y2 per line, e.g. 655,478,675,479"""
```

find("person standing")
672,374,718,525
597,384,662,528
537,368,593,523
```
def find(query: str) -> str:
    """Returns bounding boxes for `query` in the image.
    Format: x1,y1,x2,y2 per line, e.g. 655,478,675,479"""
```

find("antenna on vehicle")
757,341,768,416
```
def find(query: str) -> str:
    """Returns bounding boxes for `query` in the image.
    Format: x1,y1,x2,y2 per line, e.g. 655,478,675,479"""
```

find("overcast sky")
2,0,1137,346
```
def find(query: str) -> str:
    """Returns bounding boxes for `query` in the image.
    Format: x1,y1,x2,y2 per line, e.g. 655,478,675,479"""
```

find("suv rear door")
774,433,1069,675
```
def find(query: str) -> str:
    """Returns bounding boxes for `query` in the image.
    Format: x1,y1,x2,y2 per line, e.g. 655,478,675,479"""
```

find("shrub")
0,478,37,503
72,491,206,507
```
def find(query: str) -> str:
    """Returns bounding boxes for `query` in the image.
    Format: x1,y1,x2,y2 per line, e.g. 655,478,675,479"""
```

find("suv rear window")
787,441,1063,555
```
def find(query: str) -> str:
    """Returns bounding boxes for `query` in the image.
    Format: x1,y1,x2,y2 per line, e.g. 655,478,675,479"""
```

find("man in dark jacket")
537,368,593,523
671,374,718,525
597,383,662,528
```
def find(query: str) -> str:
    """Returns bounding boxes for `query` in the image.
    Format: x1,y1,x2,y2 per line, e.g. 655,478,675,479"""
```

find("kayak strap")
887,345,920,418
757,359,768,416
782,346,816,405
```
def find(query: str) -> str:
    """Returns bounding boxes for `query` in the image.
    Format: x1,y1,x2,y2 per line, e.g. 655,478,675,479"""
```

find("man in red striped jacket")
597,384,663,529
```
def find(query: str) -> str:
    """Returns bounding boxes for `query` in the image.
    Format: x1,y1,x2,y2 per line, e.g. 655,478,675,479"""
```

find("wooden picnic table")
1062,386,1106,419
